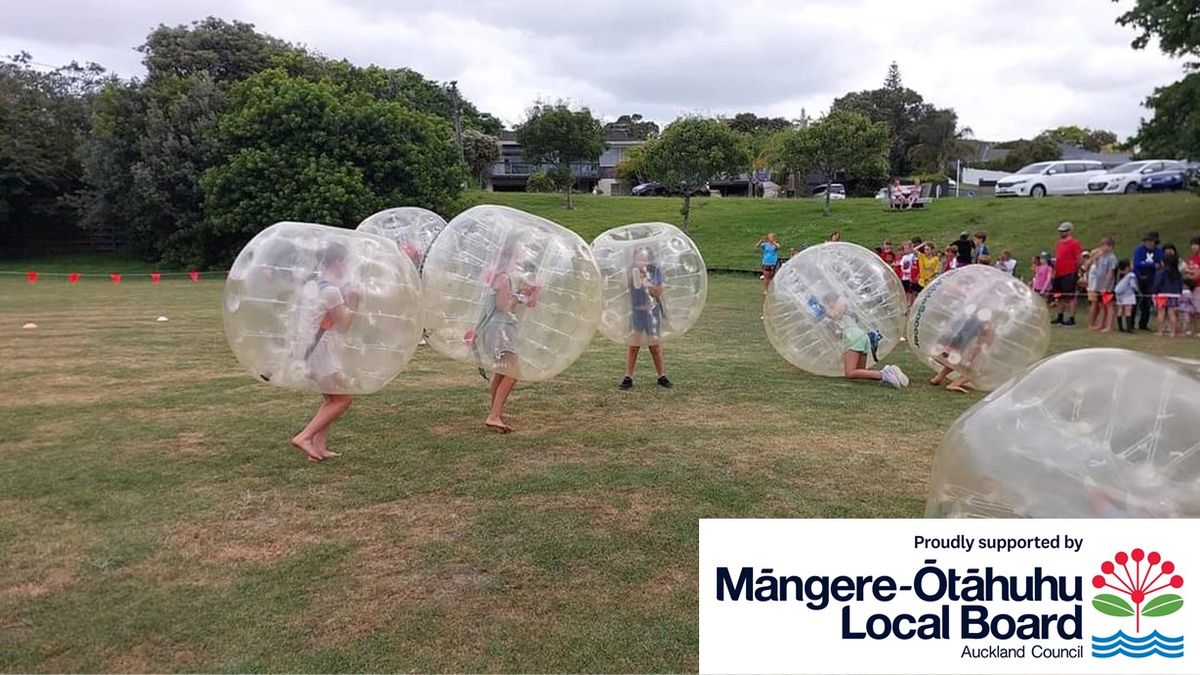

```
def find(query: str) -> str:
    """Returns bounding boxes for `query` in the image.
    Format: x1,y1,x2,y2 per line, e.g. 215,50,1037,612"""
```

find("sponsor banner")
699,519,1195,674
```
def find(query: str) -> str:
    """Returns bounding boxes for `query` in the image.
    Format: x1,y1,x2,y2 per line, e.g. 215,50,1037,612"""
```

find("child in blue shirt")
756,233,780,293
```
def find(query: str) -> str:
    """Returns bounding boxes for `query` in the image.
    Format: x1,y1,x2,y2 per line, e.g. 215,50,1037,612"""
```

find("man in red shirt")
1051,221,1084,326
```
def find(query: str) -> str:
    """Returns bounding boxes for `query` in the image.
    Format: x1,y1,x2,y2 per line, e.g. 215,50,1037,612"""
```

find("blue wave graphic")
1092,630,1184,659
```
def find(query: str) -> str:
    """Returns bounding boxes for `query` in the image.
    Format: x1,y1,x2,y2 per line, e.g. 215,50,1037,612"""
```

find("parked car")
1085,160,1184,194
994,160,1106,197
812,183,846,200
1138,165,1190,192
631,181,709,197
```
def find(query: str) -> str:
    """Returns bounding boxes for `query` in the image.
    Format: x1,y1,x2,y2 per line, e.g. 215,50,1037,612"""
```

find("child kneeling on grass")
929,309,995,393
815,296,908,389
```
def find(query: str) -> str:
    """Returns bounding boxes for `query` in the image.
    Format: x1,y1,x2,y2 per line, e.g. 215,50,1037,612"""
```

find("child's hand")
463,329,476,346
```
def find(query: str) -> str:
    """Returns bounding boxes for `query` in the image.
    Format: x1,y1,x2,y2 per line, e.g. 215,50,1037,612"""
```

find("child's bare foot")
946,382,972,394
1100,328,1111,333
485,417,513,433
929,374,946,385
291,435,324,462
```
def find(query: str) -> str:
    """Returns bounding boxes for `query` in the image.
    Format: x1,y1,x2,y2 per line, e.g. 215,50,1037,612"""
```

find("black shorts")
911,282,924,294
1052,273,1077,294
903,280,914,293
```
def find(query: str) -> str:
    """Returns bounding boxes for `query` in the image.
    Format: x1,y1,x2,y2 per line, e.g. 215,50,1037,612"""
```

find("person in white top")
994,249,1017,276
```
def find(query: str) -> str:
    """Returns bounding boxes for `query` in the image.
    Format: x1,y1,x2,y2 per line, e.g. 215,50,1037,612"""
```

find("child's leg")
293,394,351,461
930,364,952,385
489,373,502,406
625,345,640,377
1167,308,1178,336
842,351,881,381
946,377,973,393
486,376,518,431
647,344,666,377
1088,299,1100,329
1101,304,1114,332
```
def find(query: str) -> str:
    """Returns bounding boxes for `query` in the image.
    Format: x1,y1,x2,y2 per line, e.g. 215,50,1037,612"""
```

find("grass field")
3,256,1199,671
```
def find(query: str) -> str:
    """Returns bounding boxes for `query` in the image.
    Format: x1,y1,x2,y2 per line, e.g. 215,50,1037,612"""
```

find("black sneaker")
619,376,633,390
657,375,673,389
1051,316,1064,325
1064,318,1077,327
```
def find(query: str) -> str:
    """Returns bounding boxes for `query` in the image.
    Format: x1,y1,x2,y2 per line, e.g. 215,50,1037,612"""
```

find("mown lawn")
2,266,1197,671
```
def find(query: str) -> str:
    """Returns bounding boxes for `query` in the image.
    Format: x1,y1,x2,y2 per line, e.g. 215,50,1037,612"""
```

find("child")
878,239,896,267
811,294,908,388
620,246,671,389
917,242,939,292
1180,280,1196,337
756,233,780,293
465,244,541,432
973,231,989,263
994,249,1017,275
1087,237,1117,332
898,241,917,304
929,308,996,393
891,241,906,279
942,244,958,274
1032,253,1052,298
291,242,359,462
1154,245,1185,337
1114,259,1137,333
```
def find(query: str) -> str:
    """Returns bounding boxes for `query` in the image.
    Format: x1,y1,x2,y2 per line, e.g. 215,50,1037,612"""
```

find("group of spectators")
876,230,1001,304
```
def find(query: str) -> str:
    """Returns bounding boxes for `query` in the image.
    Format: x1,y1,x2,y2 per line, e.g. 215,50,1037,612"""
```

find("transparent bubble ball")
421,205,602,382
356,207,448,271
763,242,907,377
927,348,1200,518
223,222,423,395
591,222,707,346
906,264,1050,391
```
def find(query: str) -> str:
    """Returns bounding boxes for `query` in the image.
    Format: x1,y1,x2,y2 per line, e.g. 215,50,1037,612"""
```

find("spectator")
889,179,905,210
827,231,843,242
878,239,896,267
1131,232,1163,331
905,178,922,208
1187,236,1200,282
953,232,974,268
1087,236,1118,332
995,249,1017,275
1032,253,1053,298
1050,222,1084,327
942,244,959,274
973,231,989,263
1154,244,1185,337
1114,260,1137,332
755,233,780,294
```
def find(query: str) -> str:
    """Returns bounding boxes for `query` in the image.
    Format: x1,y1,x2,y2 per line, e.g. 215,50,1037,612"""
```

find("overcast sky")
1,0,1186,141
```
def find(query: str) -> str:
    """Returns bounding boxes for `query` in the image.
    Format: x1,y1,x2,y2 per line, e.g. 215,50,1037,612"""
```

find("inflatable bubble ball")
906,264,1050,391
763,242,907,377
356,207,448,270
421,205,602,382
224,222,423,395
591,222,707,347
927,348,1200,518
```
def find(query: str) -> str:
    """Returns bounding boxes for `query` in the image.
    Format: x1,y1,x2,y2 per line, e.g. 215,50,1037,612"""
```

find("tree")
1116,0,1200,67
200,68,464,266
774,110,889,214
725,113,792,135
1117,0,1200,159
515,101,605,209
640,117,749,231
614,144,648,185
990,136,1062,172
1038,125,1120,152
908,109,974,175
831,62,935,176
462,129,500,190
604,113,659,140
0,53,108,254
138,17,292,84
1129,74,1200,159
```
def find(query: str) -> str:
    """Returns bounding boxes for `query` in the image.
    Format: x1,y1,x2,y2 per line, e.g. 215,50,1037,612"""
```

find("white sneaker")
891,365,910,387
880,365,909,389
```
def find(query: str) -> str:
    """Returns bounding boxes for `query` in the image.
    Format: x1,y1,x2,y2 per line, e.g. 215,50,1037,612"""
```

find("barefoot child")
1087,237,1117,332
756,233,780,293
619,246,672,389
292,243,359,462
929,308,996,393
466,245,541,433
1154,245,1185,337
1114,260,1137,332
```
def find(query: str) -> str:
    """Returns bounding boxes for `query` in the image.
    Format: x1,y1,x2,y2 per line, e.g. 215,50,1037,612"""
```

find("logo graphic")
1090,548,1184,659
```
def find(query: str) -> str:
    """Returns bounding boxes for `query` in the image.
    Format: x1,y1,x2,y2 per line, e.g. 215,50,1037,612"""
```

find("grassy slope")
467,192,1200,273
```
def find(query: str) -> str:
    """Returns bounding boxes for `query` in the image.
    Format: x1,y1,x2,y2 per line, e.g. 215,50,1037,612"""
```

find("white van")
994,160,1106,198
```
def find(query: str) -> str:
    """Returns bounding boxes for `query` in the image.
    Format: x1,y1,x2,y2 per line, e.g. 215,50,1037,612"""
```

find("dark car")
1139,166,1189,192
631,181,709,197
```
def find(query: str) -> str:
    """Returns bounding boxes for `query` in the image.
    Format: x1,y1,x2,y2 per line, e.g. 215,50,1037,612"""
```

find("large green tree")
201,68,464,265
640,116,749,231
515,101,606,209
462,129,501,189
831,62,934,176
908,109,974,175
774,110,889,214
1038,125,1119,151
725,113,792,135
1117,0,1200,159
603,113,659,140
0,53,108,255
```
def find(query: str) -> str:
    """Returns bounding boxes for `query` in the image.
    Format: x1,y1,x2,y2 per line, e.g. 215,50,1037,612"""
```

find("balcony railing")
491,162,600,177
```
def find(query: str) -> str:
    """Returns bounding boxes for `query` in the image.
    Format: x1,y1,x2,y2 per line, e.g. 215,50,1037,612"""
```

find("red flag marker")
110,273,122,284
26,271,38,284
188,270,200,282
151,272,161,284
68,272,80,284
